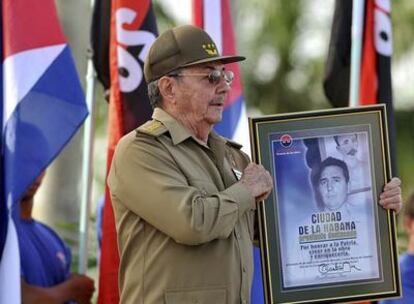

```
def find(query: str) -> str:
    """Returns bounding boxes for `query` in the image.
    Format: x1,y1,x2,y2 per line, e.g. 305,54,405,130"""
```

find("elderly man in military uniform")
108,25,402,304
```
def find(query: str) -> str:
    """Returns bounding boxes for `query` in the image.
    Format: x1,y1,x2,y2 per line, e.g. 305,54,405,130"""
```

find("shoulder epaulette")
137,120,167,137
226,138,243,150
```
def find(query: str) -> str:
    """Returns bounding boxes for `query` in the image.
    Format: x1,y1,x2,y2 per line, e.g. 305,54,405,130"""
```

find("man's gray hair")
147,68,183,109
147,80,162,109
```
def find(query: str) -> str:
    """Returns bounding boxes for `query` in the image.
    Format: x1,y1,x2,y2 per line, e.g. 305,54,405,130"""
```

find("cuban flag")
193,0,250,154
193,1,262,303
0,0,88,302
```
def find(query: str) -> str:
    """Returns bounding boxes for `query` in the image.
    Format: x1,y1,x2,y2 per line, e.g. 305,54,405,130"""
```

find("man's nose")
327,181,334,191
216,78,231,94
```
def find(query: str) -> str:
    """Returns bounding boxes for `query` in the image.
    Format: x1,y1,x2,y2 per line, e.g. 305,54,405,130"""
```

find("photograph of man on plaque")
270,128,380,289
333,133,371,193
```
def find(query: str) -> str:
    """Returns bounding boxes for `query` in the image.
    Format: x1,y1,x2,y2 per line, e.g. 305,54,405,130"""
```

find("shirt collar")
152,108,228,148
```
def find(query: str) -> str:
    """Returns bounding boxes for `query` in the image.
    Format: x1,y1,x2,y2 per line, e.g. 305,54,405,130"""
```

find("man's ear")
158,76,175,103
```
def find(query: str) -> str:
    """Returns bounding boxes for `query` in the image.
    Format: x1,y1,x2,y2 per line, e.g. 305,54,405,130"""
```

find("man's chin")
206,112,223,124
324,200,341,210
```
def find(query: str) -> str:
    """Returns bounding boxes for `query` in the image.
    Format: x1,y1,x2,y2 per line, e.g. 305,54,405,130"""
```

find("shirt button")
235,231,240,239
242,266,246,273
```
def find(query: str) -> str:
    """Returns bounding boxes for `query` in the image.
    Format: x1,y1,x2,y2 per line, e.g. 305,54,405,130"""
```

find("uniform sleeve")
108,135,255,246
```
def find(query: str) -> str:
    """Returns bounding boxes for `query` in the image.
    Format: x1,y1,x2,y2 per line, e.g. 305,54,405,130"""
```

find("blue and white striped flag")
0,0,88,302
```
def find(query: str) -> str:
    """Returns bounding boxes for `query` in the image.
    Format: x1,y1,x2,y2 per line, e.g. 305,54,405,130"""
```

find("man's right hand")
240,163,273,202
21,273,95,304
67,273,95,304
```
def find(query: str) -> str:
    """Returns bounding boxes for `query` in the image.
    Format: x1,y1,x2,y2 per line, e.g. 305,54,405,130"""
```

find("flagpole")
349,0,365,107
78,0,97,274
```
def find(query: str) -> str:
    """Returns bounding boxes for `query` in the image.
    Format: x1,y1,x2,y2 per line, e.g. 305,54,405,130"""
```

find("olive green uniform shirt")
109,108,256,304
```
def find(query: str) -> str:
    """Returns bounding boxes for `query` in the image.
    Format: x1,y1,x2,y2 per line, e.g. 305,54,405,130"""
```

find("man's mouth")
209,97,225,107
347,149,357,156
326,193,338,199
210,102,223,107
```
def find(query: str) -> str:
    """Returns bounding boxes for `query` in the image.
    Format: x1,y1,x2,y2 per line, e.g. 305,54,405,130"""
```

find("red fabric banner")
92,0,158,303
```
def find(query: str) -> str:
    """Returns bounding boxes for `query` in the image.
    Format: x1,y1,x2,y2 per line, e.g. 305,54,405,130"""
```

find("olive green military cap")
144,25,245,82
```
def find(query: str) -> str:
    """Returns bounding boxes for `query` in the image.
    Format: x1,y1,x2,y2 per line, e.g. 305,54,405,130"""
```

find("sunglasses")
169,70,234,85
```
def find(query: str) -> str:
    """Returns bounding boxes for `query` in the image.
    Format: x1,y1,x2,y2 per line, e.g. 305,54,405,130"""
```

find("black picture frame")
249,105,400,303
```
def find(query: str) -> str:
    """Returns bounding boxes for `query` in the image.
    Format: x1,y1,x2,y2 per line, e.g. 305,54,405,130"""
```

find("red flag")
324,0,393,106
359,0,393,105
323,0,397,173
91,0,158,303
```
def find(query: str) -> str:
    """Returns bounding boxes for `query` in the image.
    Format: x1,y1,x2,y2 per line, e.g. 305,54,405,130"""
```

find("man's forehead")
337,134,357,143
320,165,345,178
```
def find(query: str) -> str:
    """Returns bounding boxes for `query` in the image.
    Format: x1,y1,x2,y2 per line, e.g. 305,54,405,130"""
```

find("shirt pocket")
164,287,226,304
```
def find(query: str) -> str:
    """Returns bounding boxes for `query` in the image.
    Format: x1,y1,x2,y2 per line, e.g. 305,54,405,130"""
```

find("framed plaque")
249,105,400,303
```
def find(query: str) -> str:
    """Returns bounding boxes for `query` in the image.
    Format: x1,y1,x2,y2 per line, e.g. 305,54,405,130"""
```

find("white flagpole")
349,0,365,107
78,0,97,274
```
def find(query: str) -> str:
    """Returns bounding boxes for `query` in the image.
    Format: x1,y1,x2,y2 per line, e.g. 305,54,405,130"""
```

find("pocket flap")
165,287,226,304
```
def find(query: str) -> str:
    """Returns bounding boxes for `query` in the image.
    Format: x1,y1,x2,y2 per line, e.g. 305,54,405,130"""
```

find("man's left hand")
379,177,402,213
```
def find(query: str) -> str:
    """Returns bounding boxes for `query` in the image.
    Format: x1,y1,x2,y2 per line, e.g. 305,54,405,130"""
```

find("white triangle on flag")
203,0,223,53
2,44,66,132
